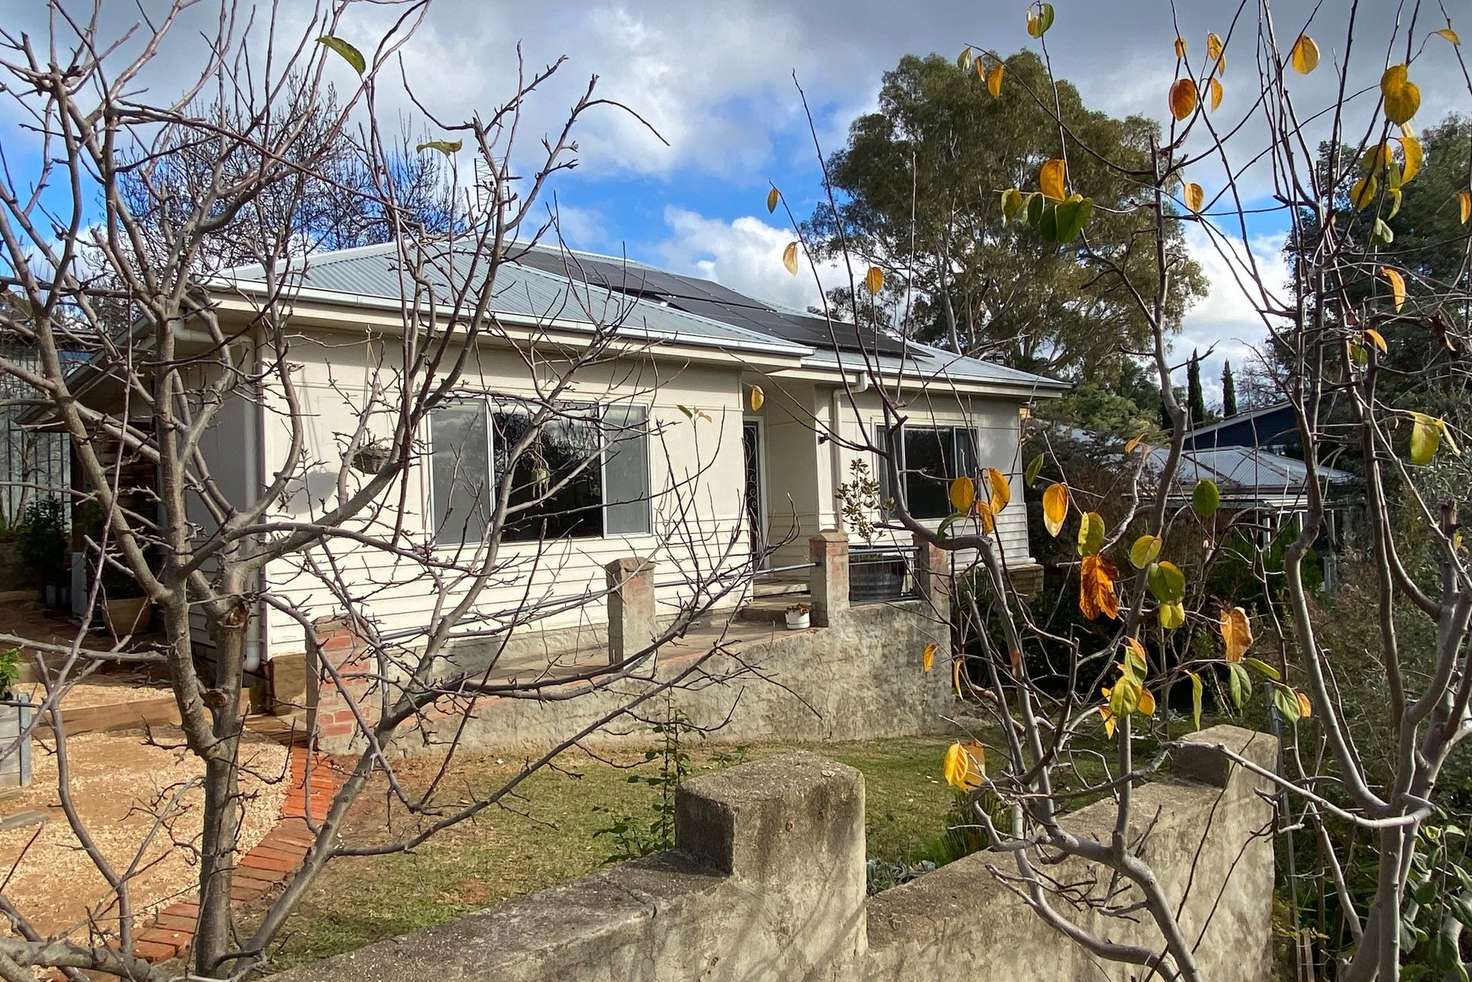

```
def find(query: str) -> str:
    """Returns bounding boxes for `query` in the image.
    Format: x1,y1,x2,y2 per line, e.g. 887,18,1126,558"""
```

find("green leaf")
1189,670,1204,731
1272,683,1301,723
1000,187,1027,222
1158,600,1186,630
1027,2,1056,37
1053,196,1093,242
317,35,366,75
1192,479,1220,519
1372,217,1394,245
416,140,462,157
936,513,962,541
1024,453,1045,486
1129,534,1162,569
1410,412,1443,465
1244,657,1281,680
1038,203,1059,242
1076,511,1105,557
1228,661,1251,710
1026,192,1046,226
1147,560,1186,603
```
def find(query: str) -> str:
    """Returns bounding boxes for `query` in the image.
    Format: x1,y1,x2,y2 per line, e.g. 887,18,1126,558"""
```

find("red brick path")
132,745,348,963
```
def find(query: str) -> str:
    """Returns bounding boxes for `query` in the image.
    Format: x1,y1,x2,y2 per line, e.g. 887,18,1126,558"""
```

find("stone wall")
276,725,1277,981
416,600,953,754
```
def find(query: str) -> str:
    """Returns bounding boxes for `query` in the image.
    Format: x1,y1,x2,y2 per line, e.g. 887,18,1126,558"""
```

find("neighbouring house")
29,242,1067,689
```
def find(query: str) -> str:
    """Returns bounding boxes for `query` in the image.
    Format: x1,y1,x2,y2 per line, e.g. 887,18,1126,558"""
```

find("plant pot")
784,609,810,630
0,698,33,787
105,596,153,636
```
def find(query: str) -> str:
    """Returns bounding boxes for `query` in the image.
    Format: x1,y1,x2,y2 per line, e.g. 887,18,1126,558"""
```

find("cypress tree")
1186,349,1207,428
1221,360,1238,417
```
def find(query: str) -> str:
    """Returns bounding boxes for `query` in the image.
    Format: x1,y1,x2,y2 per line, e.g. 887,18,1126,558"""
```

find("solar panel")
512,249,909,356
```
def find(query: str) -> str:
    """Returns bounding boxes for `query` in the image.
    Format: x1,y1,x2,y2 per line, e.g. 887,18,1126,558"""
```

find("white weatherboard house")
81,242,1067,670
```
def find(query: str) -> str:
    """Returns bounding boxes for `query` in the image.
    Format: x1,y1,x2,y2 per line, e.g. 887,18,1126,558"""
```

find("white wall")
255,332,751,659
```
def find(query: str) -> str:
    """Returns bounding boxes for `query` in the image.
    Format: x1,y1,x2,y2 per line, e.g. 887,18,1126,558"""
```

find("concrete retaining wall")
420,600,955,753
277,725,1276,981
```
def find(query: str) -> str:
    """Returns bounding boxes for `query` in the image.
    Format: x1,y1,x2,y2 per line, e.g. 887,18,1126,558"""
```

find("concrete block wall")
277,725,1277,981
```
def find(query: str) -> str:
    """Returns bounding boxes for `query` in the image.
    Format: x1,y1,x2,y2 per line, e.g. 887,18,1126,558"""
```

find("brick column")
312,617,378,752
808,530,849,627
606,558,657,663
914,533,950,617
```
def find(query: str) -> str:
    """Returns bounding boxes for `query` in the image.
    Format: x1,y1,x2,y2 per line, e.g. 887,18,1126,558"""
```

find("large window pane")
604,405,651,534
495,405,604,542
902,427,950,519
430,403,490,544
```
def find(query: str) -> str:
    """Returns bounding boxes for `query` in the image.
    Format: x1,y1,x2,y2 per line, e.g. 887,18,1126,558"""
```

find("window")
429,399,652,544
879,425,979,520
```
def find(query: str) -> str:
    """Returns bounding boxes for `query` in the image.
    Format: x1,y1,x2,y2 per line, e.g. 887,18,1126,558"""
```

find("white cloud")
652,206,849,311
1177,225,1291,406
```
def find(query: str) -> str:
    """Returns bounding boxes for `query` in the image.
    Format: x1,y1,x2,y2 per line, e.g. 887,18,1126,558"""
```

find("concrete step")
753,578,809,598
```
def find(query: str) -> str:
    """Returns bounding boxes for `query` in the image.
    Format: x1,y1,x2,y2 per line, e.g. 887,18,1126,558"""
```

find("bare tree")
774,2,1471,979
0,3,775,979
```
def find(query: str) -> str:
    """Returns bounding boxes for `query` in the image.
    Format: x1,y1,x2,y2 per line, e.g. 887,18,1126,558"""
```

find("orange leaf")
1042,481,1068,537
986,62,1004,98
922,642,937,673
1380,266,1406,312
1296,691,1313,719
949,475,976,513
1184,182,1204,213
1039,158,1067,202
1208,77,1223,111
1079,554,1120,621
1219,606,1253,662
985,467,1011,514
1169,78,1198,120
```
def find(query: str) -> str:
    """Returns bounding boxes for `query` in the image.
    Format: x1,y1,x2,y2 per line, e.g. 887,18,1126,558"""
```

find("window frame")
878,422,981,521
427,396,654,547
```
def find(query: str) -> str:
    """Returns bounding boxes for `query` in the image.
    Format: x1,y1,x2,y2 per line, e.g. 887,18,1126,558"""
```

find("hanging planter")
350,439,393,474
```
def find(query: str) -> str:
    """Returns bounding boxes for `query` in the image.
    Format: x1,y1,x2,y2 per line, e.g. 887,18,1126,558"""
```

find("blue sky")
2,0,1464,402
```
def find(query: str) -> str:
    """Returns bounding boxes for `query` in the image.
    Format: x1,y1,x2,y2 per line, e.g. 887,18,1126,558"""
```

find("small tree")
1220,359,1238,418
1186,347,1207,427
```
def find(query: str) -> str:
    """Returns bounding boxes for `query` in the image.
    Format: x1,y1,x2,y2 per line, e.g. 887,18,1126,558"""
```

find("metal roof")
214,241,1066,393
1147,445,1357,498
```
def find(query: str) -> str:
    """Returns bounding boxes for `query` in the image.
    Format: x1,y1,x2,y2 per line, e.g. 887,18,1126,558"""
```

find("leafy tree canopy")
804,50,1206,380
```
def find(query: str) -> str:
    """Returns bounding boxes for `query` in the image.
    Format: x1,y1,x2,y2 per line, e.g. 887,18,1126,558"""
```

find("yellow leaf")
1296,691,1313,719
922,642,937,673
748,384,765,412
865,265,885,294
1124,636,1148,675
976,500,997,535
975,56,987,83
1042,481,1068,538
1129,533,1162,569
1207,32,1225,74
1099,706,1117,739
1350,176,1378,210
1435,27,1461,45
942,741,985,790
1079,554,1120,621
1137,687,1157,716
1124,431,1147,454
1039,158,1067,202
952,658,963,695
1460,191,1471,225
1364,328,1388,354
1381,266,1406,312
1290,34,1320,74
987,62,1004,98
1208,77,1223,111
1159,600,1186,630
1077,510,1105,556
1184,182,1204,213
1169,78,1198,120
1219,606,1253,662
1399,134,1423,184
1174,36,1187,59
766,187,780,213
1410,412,1444,466
985,467,1011,514
949,475,976,513
782,241,799,275
1380,64,1421,125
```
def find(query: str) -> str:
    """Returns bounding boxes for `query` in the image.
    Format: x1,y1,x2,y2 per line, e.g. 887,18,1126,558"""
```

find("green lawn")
251,737,964,973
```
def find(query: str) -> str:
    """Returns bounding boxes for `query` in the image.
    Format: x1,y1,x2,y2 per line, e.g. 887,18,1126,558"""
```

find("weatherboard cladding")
218,242,1065,390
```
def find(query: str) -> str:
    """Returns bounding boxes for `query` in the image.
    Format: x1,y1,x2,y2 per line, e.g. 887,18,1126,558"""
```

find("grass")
250,736,964,972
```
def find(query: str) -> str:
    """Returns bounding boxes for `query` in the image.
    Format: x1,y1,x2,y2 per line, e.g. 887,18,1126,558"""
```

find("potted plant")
74,501,153,635
0,648,32,787
350,437,393,474
784,602,811,630
15,496,69,608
